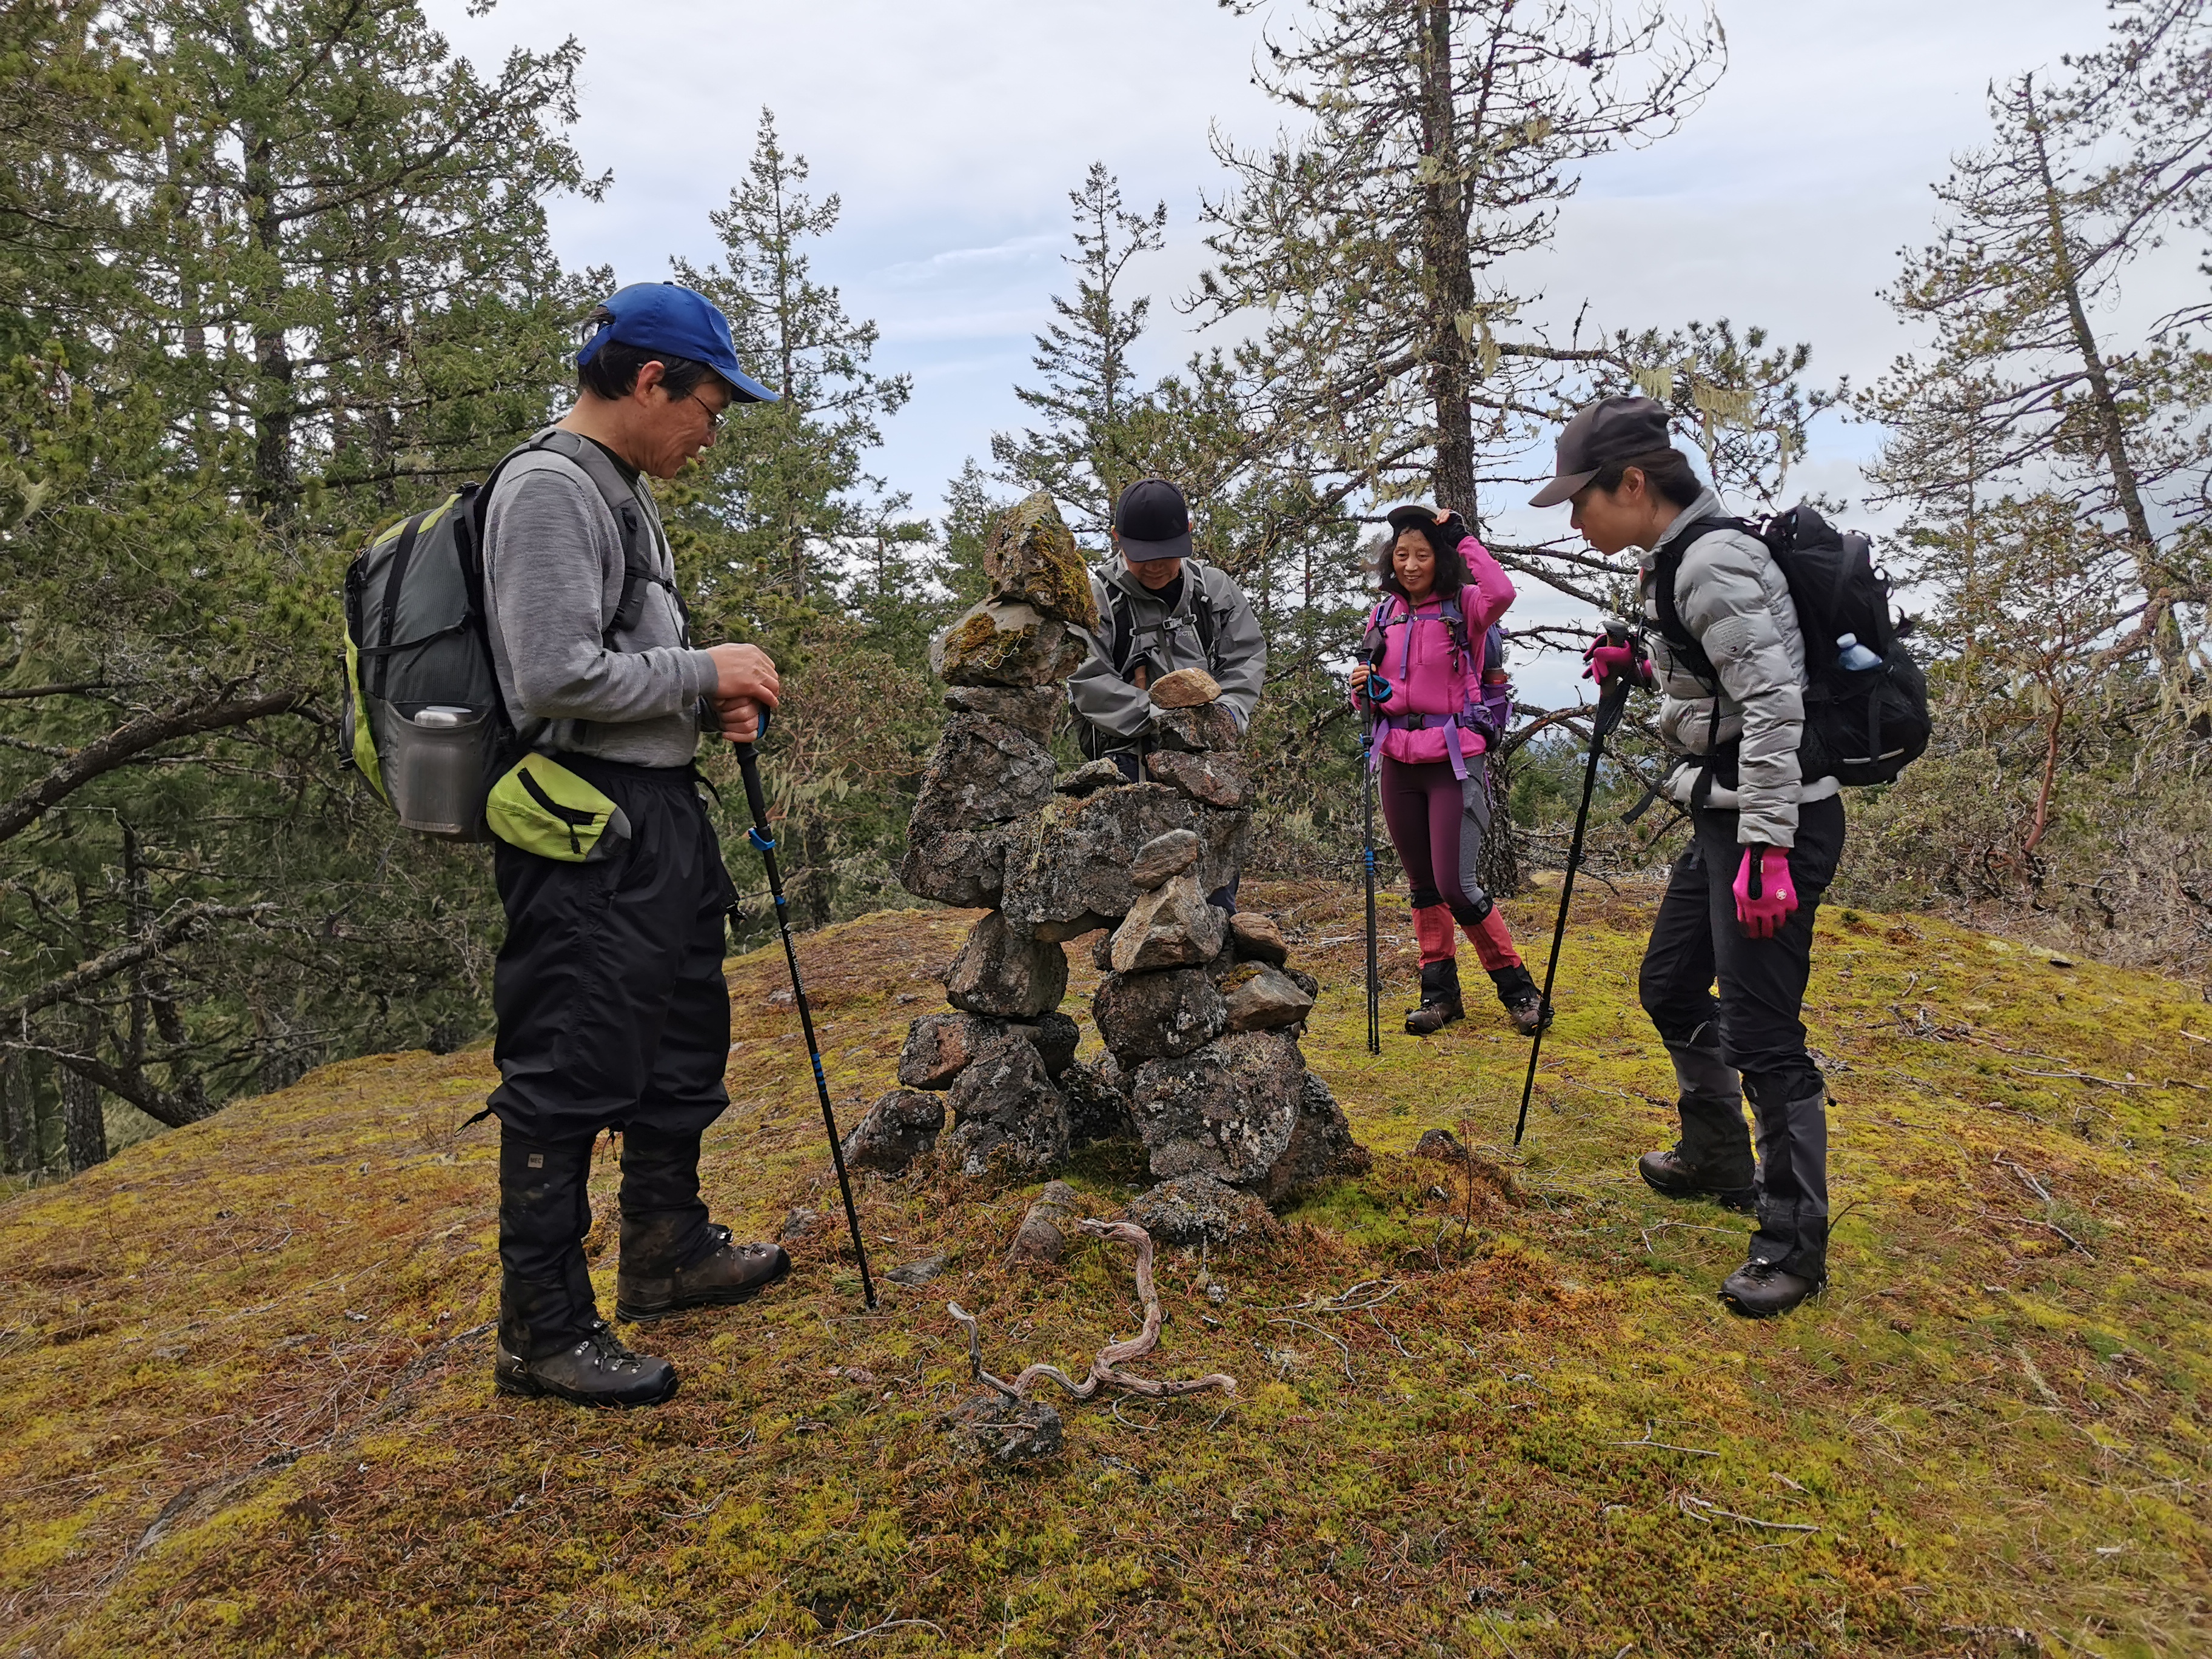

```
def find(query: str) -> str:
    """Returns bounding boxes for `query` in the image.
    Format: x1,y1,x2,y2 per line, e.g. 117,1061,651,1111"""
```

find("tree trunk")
1479,747,1522,901
61,1022,106,1174
0,1053,33,1177
1418,4,1480,525
244,125,297,521
2020,76,2178,667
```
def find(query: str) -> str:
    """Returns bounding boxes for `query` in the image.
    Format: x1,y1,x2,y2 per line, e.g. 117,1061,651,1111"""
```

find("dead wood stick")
946,1221,1235,1403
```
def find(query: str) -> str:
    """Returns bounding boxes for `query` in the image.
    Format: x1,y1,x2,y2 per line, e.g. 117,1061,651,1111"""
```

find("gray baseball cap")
1528,395,1672,508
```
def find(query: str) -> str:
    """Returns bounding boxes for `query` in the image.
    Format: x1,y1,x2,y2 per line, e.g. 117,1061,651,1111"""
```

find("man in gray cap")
1533,394,1844,1321
1067,478,1267,822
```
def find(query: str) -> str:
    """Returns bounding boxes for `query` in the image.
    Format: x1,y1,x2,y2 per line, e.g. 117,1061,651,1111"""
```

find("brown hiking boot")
1720,1260,1824,1319
616,1225,790,1323
495,1320,679,1408
1487,965,1551,1036
1404,959,1464,1035
1636,1144,1757,1213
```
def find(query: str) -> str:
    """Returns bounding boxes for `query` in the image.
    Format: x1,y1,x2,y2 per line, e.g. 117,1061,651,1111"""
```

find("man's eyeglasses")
686,390,729,431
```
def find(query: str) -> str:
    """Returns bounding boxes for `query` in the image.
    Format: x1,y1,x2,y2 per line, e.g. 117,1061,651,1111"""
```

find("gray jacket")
1641,489,1837,848
481,434,717,769
1067,558,1267,753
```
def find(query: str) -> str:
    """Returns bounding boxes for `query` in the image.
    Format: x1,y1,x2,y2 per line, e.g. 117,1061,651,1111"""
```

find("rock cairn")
843,492,1368,1244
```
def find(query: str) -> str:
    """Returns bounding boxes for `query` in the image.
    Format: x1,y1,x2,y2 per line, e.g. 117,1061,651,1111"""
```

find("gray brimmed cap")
1528,394,1672,508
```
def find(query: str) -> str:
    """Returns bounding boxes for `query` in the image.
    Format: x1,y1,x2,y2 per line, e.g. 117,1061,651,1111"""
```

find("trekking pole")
728,716,877,1310
1513,624,1636,1148
1359,680,1381,1056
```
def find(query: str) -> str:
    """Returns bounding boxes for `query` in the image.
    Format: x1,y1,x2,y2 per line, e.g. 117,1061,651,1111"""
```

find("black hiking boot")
1637,1144,1757,1213
494,1319,679,1407
616,1225,790,1323
1720,1261,1825,1319
1488,964,1550,1037
1404,959,1464,1035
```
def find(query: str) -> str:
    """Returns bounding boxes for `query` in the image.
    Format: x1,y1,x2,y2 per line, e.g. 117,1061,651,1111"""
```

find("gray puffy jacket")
1640,489,1838,850
1068,558,1266,756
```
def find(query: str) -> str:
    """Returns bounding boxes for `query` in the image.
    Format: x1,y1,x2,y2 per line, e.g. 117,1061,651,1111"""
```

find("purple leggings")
1377,756,1494,925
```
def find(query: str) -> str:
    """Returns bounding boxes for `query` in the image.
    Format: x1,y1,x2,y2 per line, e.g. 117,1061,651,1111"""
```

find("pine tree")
1193,0,1723,549
993,164,1168,530
675,108,913,607
1864,2,2212,695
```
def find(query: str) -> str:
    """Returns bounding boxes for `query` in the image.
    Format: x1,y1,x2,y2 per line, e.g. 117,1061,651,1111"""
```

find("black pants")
1638,797,1845,1277
488,757,736,1143
487,757,736,1356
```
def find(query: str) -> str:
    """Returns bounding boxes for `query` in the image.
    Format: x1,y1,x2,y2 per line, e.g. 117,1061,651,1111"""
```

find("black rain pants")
1637,796,1845,1279
486,756,736,1358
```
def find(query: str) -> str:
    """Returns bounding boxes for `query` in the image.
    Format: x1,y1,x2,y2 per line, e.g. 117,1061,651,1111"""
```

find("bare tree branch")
0,688,307,845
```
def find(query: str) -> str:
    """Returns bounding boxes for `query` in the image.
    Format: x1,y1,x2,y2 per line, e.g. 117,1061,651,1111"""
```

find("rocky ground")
2,877,2208,1656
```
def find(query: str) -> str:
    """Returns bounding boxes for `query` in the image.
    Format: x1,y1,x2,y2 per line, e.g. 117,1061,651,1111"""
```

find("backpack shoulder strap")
1652,516,1746,682
512,429,680,649
1185,558,1221,666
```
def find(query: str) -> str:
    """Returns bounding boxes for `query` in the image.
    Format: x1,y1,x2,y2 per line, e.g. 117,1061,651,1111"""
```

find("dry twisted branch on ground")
947,1220,1237,1403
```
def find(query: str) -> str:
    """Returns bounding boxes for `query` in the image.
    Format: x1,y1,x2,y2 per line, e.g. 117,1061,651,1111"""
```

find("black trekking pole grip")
728,728,877,1310
1512,666,1632,1148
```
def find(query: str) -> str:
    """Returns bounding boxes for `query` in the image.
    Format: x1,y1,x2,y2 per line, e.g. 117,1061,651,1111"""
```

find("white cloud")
427,0,2187,589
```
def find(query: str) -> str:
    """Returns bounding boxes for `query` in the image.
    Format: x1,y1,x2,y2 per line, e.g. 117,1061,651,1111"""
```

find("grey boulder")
896,822,1023,910
1129,828,1201,891
931,598,1087,688
1218,962,1316,1033
1110,871,1228,974
942,683,1064,740
1130,1031,1305,1189
1091,967,1226,1064
1058,1054,1139,1146
897,1013,1035,1091
942,1038,1071,1178
1125,1174,1281,1249
1151,702,1242,753
1147,748,1249,809
1004,1178,1083,1266
841,1088,945,1175
1269,1072,1372,1201
908,714,1053,836
945,911,1068,1019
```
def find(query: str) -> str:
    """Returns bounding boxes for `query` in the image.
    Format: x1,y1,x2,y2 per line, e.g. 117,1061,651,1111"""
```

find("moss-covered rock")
928,598,1087,687
984,491,1098,628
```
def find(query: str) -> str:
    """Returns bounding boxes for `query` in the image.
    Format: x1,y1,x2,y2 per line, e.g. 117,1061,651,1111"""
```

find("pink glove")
1732,846,1798,939
1581,634,1649,686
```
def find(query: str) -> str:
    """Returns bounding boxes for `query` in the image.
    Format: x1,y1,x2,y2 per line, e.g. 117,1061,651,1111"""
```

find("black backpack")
1654,504,1930,787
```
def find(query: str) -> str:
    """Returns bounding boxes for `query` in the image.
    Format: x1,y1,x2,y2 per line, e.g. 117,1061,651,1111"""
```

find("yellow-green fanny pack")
485,754,631,862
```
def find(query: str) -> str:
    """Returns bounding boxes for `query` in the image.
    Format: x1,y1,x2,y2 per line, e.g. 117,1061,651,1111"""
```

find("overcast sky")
431,0,2160,692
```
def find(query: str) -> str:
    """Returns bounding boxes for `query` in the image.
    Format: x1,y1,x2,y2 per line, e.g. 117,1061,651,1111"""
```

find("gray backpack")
341,429,675,841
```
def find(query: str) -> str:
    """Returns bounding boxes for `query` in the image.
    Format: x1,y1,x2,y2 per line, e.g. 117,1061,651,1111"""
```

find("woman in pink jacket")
1350,505,1547,1037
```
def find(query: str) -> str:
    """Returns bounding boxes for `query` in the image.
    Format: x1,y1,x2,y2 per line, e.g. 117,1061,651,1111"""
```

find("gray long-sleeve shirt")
1067,558,1267,753
481,437,718,768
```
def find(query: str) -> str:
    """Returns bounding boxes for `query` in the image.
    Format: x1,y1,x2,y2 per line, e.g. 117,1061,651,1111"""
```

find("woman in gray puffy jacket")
1532,394,1843,1321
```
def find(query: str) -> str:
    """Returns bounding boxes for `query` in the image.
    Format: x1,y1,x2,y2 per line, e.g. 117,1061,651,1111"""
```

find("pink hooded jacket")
1362,535,1516,768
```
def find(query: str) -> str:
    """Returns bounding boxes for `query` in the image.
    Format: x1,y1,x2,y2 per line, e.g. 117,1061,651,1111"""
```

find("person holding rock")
1068,478,1267,791
1350,504,1547,1037
1534,393,1843,1319
478,283,794,1407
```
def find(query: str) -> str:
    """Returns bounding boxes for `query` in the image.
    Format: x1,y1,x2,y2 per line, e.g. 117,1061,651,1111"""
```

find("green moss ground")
2,880,2207,1656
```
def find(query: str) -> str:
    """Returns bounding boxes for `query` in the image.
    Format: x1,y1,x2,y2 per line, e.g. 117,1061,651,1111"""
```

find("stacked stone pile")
843,492,1369,1240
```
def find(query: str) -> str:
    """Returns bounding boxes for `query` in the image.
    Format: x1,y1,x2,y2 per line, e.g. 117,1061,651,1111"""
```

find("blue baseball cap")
576,283,779,404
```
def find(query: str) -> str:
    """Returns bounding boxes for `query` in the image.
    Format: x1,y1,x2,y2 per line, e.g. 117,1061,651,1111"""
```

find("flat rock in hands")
1148,668,1222,708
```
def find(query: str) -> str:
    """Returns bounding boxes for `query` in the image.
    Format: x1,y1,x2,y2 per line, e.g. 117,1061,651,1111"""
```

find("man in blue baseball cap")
475,283,789,1408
